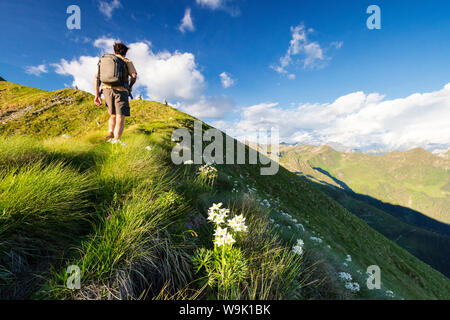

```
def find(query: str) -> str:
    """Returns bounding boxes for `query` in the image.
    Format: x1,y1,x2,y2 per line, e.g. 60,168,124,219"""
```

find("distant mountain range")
279,144,450,224
278,141,450,157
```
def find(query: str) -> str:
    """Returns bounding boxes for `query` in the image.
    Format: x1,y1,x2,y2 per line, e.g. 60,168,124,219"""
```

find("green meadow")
0,81,449,300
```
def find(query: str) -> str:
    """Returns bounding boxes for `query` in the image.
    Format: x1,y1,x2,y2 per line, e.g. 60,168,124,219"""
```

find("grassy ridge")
0,81,449,299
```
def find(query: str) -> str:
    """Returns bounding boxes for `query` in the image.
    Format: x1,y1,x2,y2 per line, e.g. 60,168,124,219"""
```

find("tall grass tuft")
0,161,95,285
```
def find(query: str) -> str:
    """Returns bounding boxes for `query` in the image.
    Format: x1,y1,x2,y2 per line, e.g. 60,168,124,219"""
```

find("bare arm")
129,72,137,90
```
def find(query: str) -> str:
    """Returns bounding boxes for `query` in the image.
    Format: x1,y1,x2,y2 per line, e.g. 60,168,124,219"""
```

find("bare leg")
108,115,116,137
114,115,125,140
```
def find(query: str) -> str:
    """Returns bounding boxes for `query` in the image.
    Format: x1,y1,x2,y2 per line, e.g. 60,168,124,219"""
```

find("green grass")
0,81,449,300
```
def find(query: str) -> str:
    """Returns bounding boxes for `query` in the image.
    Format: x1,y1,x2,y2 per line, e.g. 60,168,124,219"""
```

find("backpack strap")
97,58,102,88
117,56,130,90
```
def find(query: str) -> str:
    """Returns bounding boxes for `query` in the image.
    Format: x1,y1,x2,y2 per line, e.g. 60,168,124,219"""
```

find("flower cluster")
310,236,323,243
260,199,271,208
345,254,352,262
345,282,360,292
207,202,229,225
385,290,395,298
213,227,235,246
199,163,218,179
292,239,304,256
228,214,248,232
338,272,360,292
339,272,353,281
207,203,247,247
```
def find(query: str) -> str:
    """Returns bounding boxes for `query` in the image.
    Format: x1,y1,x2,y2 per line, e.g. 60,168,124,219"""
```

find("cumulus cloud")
220,72,235,88
179,8,195,33
25,64,48,76
98,0,121,19
196,0,240,16
52,37,235,119
212,85,450,151
53,56,99,92
179,95,235,119
53,39,204,101
272,23,342,76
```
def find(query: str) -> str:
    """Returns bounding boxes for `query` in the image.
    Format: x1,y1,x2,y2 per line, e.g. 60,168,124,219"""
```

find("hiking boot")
105,133,114,142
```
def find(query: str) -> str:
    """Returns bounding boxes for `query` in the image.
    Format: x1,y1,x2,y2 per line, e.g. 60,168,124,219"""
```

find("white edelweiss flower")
224,232,236,245
385,290,395,297
228,219,239,231
296,239,304,247
214,226,228,237
338,272,352,282
214,236,225,247
211,203,223,210
214,214,227,225
310,236,323,243
345,282,360,292
346,254,352,262
235,214,245,223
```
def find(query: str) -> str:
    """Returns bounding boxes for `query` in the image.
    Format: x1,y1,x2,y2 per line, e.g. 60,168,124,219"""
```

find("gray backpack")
97,54,129,88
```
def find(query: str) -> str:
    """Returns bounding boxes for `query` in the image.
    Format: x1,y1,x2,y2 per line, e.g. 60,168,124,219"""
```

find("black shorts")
103,88,130,116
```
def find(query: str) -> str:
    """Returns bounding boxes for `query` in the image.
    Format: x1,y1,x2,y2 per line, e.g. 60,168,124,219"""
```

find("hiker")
94,42,137,146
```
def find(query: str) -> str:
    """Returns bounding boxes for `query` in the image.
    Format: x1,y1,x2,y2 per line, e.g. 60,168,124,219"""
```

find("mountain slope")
0,81,449,300
280,144,450,224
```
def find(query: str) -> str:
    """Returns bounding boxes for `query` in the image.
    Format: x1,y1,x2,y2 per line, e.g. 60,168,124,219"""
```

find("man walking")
94,42,137,146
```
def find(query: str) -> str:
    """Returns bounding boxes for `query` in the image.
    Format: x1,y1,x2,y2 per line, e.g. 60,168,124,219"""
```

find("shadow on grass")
296,173,450,279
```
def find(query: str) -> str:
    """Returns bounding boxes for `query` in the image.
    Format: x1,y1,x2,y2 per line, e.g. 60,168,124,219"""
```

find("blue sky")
1,0,449,151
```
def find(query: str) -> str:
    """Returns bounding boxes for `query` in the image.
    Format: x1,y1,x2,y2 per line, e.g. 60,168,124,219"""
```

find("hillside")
280,145,450,224
279,145,450,278
0,81,449,300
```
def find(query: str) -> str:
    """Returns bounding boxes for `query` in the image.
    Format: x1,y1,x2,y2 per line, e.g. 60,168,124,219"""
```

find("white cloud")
25,64,48,76
53,56,99,92
179,95,235,119
52,37,235,119
98,0,121,20
220,72,235,88
272,23,342,76
196,0,240,16
127,41,205,101
53,39,204,101
179,8,195,33
94,37,119,53
212,85,450,151
196,0,222,9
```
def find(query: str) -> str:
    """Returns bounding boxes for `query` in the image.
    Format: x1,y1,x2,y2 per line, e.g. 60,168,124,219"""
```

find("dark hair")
113,42,129,56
